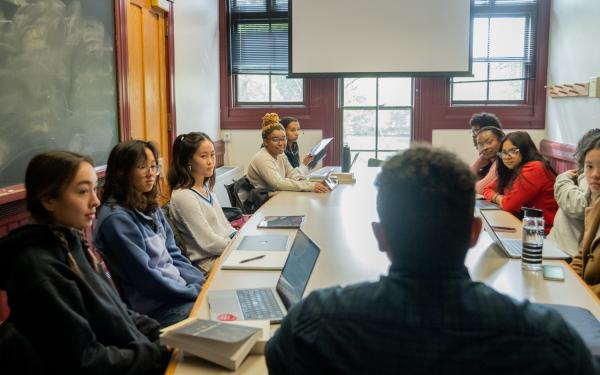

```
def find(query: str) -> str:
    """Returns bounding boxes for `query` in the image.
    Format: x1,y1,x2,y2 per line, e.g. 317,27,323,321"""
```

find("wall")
432,129,547,165
173,0,220,139
223,130,323,169
546,0,600,144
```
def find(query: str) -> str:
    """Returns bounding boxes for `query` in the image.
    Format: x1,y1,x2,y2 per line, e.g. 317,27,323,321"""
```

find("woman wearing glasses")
474,126,505,194
482,131,558,234
94,140,205,327
247,113,330,192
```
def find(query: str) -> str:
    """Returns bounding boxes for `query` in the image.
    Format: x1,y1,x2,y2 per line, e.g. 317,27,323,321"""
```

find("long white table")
166,167,600,375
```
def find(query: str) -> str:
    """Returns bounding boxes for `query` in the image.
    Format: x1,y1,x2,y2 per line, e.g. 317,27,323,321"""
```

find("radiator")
213,165,245,207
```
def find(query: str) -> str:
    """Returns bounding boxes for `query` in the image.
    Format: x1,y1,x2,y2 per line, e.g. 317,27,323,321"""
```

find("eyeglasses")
269,136,287,143
497,148,520,159
137,164,161,175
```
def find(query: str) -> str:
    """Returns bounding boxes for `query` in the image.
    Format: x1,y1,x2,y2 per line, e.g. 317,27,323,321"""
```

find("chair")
224,176,269,214
367,158,384,167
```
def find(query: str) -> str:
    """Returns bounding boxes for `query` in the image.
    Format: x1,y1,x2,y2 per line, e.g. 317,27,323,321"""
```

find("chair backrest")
367,158,384,167
224,176,262,214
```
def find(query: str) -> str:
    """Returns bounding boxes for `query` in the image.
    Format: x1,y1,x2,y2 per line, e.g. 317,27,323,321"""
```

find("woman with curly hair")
247,113,329,192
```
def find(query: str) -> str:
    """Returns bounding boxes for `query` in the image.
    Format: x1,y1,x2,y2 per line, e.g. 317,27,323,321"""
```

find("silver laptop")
235,234,288,251
208,229,320,323
480,209,569,259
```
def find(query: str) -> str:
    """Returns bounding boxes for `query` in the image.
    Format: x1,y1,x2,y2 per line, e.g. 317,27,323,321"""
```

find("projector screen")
289,0,472,77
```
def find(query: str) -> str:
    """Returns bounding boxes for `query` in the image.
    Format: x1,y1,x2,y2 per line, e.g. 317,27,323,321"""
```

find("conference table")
165,167,600,375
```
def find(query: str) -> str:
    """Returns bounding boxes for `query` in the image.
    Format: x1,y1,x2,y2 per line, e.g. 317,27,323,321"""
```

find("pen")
492,226,516,233
239,255,266,264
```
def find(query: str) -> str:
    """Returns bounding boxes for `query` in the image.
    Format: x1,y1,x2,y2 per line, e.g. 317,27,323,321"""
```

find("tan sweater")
247,148,315,192
570,196,600,297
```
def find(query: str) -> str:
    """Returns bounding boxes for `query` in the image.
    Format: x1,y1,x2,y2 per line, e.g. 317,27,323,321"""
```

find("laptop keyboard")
237,288,284,320
503,239,523,257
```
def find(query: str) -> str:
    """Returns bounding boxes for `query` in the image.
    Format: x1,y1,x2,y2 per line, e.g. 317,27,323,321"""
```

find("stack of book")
160,318,268,370
331,172,356,183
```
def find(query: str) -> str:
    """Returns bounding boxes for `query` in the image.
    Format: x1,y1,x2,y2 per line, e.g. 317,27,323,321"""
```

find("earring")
188,165,192,172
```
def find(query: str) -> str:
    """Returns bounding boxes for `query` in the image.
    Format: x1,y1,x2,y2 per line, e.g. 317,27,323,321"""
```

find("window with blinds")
451,0,538,104
228,0,302,104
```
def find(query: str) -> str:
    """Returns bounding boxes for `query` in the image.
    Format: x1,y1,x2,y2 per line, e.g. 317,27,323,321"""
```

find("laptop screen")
276,230,320,309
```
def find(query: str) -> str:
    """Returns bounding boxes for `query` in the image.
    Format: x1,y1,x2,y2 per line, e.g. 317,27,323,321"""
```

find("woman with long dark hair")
167,132,236,274
482,131,558,233
94,140,205,327
0,151,169,373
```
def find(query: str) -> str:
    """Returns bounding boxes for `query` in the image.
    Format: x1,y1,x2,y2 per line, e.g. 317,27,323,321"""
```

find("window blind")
228,0,289,75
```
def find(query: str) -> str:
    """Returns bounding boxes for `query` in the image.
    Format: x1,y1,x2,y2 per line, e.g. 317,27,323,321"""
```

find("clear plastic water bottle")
521,207,544,271
342,144,351,172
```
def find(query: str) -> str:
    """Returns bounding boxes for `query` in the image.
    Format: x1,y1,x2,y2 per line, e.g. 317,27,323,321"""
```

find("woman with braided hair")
0,151,169,374
247,113,330,193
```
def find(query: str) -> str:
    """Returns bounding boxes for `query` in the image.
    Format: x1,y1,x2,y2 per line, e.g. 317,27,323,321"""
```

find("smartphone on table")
543,265,565,281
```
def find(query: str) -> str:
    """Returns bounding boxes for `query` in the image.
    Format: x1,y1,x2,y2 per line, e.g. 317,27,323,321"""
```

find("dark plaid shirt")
266,266,598,375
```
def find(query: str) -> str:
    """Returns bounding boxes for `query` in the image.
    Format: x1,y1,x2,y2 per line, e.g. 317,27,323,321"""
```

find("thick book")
160,318,261,370
257,215,305,229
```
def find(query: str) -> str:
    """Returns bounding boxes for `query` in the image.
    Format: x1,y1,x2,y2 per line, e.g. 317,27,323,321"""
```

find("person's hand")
302,154,314,166
314,182,330,193
566,169,578,178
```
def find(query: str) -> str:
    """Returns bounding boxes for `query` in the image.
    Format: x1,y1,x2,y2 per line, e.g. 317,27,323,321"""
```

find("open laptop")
208,229,320,323
479,209,569,259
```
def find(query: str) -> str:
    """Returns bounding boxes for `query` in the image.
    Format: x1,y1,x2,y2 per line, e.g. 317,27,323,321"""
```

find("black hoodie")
0,224,170,375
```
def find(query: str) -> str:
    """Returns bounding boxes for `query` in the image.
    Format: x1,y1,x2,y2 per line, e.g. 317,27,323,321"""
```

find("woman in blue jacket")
94,140,205,327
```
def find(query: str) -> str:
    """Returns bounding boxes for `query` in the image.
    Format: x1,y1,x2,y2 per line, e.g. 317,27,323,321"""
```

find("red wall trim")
214,140,225,168
413,0,550,143
539,139,577,174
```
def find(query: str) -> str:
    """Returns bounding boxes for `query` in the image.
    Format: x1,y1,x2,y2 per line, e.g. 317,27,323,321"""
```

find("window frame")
412,0,549,143
451,3,538,105
234,73,306,106
340,77,414,159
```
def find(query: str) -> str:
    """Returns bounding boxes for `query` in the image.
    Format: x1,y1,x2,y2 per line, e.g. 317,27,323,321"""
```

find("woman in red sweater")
482,131,558,233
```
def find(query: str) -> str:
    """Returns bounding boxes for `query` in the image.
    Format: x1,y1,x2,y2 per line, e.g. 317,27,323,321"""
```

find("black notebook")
257,215,305,229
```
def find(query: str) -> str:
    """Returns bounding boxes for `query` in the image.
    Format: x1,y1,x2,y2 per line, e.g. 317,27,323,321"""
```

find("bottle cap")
522,207,543,218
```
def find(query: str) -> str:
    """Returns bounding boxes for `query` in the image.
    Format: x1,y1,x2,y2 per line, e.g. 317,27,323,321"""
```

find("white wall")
222,130,323,170
546,0,600,145
173,0,220,139
432,129,547,165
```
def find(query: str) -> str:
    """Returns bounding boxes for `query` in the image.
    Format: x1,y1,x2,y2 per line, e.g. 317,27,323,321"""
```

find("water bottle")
521,207,544,271
342,144,351,172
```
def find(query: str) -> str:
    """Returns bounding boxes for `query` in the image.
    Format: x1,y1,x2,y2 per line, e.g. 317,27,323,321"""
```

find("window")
451,0,538,104
229,0,303,104
342,78,413,166
236,74,303,103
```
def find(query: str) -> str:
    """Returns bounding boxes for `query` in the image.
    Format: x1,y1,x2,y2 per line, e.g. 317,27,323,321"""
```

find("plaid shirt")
266,266,598,375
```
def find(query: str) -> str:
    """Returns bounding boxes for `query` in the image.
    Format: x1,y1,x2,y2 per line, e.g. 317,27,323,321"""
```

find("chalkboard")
0,0,119,188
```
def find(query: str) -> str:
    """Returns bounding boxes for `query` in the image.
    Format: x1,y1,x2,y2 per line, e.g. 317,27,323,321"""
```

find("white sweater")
247,148,315,192
169,188,236,260
547,172,589,257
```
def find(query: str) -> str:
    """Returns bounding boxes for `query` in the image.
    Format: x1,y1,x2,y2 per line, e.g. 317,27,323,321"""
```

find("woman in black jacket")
0,151,169,374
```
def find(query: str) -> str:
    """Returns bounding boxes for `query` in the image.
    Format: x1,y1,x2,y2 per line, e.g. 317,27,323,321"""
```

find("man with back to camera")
265,145,598,375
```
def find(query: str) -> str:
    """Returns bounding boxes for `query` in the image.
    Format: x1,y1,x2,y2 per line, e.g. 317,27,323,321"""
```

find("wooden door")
126,0,171,198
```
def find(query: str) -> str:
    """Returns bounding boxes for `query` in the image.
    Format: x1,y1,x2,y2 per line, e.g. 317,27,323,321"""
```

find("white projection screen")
289,0,472,77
